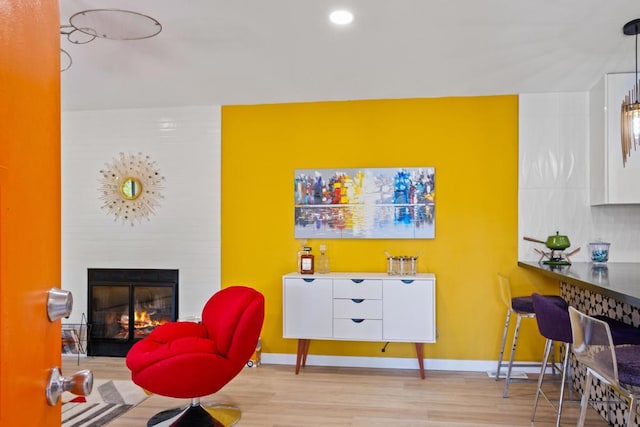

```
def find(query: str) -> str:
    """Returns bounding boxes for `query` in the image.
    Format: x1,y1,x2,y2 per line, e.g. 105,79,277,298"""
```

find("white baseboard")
261,353,543,374
67,351,543,375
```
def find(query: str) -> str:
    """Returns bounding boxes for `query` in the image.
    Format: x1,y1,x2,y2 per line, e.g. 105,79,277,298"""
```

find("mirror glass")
120,177,143,200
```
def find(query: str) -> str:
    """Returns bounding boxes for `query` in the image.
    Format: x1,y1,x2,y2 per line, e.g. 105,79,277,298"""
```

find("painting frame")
294,167,435,239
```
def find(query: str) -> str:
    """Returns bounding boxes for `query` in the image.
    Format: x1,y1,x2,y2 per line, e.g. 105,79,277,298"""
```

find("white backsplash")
519,92,640,262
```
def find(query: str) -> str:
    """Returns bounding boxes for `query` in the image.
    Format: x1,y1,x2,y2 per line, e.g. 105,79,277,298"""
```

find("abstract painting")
294,167,435,239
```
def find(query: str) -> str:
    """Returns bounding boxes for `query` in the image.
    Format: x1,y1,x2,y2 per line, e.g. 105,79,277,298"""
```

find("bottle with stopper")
317,244,330,274
296,240,307,273
299,246,314,274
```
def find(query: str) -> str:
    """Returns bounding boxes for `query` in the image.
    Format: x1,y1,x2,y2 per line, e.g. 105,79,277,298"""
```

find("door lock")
47,288,73,321
46,367,93,406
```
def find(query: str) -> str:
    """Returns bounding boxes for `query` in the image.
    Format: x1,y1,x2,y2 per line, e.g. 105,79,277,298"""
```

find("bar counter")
518,260,640,426
518,261,640,307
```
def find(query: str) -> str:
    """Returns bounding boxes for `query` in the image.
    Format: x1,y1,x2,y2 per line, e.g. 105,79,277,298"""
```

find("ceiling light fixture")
329,10,354,25
60,9,162,72
621,18,640,166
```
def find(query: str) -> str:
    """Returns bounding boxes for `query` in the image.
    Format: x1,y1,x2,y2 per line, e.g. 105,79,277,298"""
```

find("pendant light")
621,19,640,166
60,9,162,72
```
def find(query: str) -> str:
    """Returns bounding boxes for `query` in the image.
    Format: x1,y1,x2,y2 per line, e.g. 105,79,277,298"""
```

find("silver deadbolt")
46,367,93,406
47,288,73,321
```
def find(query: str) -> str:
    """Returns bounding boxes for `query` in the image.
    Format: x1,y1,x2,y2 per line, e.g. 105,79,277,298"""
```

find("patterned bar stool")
495,273,567,398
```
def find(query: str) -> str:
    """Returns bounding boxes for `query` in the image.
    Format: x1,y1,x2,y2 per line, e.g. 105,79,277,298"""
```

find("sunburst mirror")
99,152,165,225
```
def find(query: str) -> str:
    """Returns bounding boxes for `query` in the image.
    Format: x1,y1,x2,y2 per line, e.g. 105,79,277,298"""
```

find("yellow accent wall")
222,96,557,363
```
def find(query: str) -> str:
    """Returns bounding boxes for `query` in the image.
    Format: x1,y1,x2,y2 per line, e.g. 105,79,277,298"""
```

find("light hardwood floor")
62,356,608,427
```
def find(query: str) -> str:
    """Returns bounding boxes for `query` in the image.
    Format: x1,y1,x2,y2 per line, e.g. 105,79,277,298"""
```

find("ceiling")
60,0,640,111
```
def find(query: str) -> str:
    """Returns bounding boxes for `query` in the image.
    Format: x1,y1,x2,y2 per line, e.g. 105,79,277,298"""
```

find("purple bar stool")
531,293,573,427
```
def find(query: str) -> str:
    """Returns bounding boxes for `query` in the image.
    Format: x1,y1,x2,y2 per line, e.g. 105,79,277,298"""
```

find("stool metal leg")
531,340,570,427
626,395,638,427
532,338,552,421
578,370,594,427
555,342,570,427
495,309,512,381
503,312,523,398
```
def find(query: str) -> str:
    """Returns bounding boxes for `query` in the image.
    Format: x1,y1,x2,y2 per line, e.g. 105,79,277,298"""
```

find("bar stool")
569,307,640,427
495,273,567,398
531,293,573,427
532,294,640,427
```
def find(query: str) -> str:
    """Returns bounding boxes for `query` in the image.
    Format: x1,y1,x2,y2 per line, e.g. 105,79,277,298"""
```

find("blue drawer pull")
351,298,364,303
303,278,315,283
351,319,364,323
401,279,414,284
351,279,364,283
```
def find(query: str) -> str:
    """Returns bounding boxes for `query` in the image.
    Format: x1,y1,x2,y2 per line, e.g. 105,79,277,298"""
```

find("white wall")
61,106,221,323
519,92,640,262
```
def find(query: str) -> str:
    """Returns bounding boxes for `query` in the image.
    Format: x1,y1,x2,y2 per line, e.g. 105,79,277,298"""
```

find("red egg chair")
126,285,265,427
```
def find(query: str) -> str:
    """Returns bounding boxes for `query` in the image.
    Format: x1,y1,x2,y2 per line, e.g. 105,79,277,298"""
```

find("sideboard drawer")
333,298,382,319
333,279,382,299
333,318,382,340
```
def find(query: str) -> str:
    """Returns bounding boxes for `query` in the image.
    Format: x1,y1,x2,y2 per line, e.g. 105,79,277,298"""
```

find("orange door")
0,0,61,425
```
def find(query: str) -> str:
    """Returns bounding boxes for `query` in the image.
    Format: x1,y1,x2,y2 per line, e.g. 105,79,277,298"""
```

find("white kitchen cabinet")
282,272,436,378
590,73,640,205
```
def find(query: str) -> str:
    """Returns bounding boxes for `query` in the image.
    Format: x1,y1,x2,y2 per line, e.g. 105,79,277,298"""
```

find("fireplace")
87,268,178,357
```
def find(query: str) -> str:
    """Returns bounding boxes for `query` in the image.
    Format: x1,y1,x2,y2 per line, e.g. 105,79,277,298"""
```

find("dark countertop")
518,261,640,307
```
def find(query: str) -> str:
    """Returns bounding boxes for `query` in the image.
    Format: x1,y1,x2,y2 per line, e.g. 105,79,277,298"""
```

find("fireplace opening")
88,268,178,357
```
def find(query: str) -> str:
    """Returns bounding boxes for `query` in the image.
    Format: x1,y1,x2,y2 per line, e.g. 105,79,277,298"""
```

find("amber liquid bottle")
300,247,315,274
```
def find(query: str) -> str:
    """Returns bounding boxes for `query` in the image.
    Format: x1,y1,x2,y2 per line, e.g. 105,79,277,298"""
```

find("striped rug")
62,379,148,427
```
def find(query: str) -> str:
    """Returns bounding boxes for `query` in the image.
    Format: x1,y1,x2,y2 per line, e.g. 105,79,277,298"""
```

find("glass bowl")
588,242,611,265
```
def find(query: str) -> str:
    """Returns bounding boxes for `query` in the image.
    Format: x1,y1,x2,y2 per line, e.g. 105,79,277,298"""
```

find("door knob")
46,367,93,406
47,288,73,321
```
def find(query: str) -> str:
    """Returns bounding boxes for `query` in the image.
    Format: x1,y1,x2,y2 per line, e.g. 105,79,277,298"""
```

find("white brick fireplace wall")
61,105,221,324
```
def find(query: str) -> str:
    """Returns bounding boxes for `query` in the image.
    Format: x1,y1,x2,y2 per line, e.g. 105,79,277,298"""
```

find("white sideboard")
282,272,436,378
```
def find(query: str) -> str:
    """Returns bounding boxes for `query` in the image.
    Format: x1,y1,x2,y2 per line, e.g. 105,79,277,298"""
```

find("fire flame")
135,310,151,325
120,310,168,329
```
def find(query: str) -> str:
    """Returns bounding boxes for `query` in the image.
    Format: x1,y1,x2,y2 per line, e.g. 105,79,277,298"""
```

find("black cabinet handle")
351,299,364,303
351,279,364,283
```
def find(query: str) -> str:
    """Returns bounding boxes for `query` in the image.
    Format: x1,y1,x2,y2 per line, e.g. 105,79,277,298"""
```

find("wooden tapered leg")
415,343,425,379
302,339,310,367
295,339,311,374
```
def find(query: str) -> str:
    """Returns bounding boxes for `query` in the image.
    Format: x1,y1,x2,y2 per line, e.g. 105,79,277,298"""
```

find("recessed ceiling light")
329,10,354,25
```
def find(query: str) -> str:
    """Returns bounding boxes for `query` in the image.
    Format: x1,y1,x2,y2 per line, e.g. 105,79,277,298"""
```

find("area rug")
62,379,149,427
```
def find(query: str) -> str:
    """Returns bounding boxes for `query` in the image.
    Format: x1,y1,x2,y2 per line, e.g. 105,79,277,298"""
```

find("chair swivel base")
147,403,240,427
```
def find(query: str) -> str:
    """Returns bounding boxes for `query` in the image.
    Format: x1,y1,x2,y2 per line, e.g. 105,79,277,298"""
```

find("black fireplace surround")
87,268,178,357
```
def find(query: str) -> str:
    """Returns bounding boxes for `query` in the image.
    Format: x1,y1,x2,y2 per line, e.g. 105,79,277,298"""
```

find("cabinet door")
283,277,333,338
383,278,435,342
590,73,640,204
604,73,640,203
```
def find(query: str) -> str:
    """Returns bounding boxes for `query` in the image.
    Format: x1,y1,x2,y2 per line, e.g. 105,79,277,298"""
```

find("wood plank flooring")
62,356,608,426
